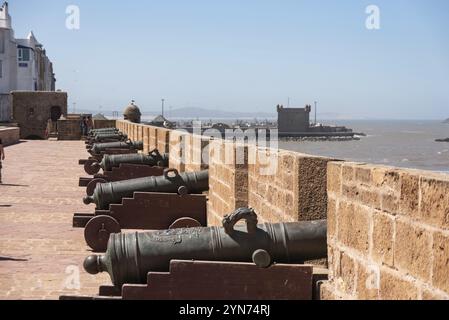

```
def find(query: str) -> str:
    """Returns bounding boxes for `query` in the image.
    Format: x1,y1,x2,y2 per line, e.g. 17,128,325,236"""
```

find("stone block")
342,164,355,182
337,201,371,254
355,166,372,185
371,212,394,267
399,172,420,217
394,219,432,282
379,270,419,300
327,197,337,240
334,252,357,296
356,263,380,300
420,176,449,229
432,231,449,293
328,162,342,195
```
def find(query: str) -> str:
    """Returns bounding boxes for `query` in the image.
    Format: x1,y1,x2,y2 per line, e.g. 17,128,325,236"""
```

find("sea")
138,116,449,174
279,120,449,174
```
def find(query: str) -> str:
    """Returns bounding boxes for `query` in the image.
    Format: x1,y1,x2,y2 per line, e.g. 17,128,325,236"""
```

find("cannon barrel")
83,169,209,209
100,150,169,172
85,149,169,175
87,133,128,144
87,129,121,140
88,141,143,155
84,208,327,287
90,127,118,132
89,128,119,135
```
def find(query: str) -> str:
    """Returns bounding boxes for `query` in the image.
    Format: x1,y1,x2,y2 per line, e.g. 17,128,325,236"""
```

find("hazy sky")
9,0,449,119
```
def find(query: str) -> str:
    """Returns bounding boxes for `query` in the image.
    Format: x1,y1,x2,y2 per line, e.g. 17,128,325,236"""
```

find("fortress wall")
57,119,81,140
116,120,449,300
0,127,20,146
92,119,116,130
321,162,449,300
11,91,68,139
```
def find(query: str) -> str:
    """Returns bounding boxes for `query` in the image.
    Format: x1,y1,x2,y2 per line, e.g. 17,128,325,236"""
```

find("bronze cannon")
88,141,143,156
88,128,119,136
86,132,128,145
84,208,327,287
83,169,209,210
85,149,169,175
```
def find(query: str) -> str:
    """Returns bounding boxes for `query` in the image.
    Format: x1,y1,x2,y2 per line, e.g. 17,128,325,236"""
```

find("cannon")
88,128,119,137
82,164,165,195
88,131,126,139
89,128,119,134
86,131,121,140
88,141,143,156
84,208,327,287
74,192,207,252
84,149,169,175
83,169,209,210
86,133,128,145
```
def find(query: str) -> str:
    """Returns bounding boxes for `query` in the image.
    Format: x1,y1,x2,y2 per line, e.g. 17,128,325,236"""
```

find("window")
0,32,4,54
18,47,30,62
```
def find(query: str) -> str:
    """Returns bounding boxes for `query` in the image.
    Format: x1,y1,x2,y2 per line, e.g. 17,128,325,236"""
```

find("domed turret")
123,100,142,123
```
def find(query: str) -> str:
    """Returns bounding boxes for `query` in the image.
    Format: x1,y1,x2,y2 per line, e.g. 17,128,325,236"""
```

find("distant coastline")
67,106,448,122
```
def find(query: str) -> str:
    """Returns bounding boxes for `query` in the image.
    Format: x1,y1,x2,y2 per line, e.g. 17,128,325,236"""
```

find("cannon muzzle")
84,161,102,175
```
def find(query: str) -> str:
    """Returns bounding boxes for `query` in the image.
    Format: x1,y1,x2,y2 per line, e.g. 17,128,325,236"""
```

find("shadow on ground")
0,256,29,262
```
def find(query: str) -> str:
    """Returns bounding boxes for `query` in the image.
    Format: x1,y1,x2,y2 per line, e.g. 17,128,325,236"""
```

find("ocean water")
279,120,449,173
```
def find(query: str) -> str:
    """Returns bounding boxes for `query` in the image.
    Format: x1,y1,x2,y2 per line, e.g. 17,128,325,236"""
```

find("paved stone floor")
0,140,111,300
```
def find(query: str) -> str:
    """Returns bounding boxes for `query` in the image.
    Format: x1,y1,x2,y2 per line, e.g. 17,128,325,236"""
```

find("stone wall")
57,119,81,140
93,119,116,130
11,91,68,139
0,127,20,146
321,162,449,300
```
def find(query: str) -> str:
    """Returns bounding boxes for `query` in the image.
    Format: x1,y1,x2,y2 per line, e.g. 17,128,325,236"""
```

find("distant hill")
444,118,449,124
72,107,276,119
70,106,354,121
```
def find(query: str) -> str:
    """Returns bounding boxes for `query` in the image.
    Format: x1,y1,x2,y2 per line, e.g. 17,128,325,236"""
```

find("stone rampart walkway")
0,140,110,300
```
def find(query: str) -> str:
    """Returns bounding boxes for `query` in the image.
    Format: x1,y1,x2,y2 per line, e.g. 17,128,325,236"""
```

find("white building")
0,2,56,121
